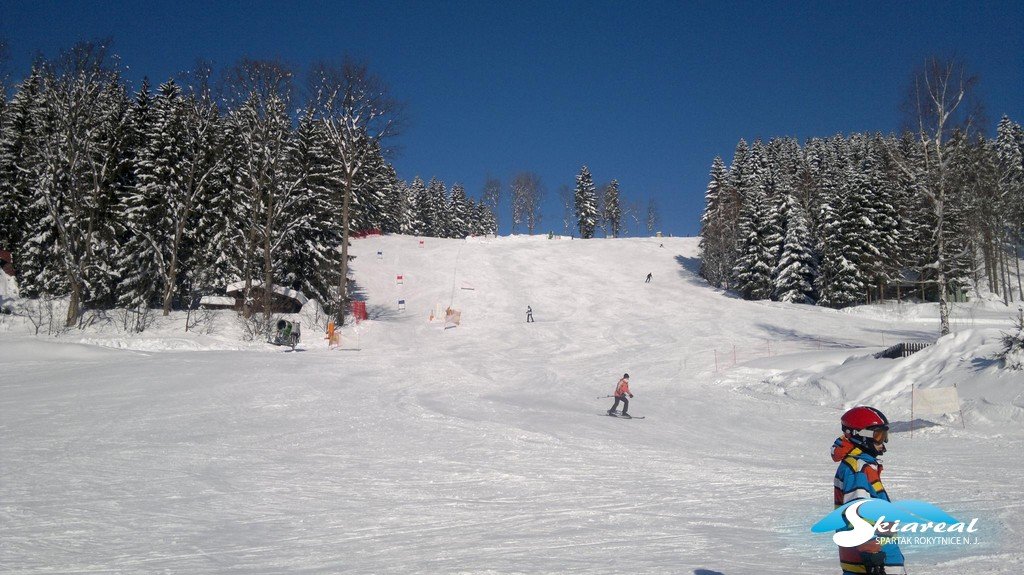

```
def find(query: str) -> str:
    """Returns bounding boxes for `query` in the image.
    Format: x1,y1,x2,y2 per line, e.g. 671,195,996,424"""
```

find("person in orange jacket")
607,373,634,417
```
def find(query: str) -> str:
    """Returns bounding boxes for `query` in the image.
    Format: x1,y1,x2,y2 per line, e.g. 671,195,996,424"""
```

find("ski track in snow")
2,235,1022,574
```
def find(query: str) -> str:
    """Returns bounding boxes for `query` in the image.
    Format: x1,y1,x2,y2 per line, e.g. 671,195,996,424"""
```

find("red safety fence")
351,301,368,322
351,229,382,239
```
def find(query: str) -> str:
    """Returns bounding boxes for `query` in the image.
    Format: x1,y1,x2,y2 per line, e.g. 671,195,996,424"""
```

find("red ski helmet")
841,406,890,450
841,406,889,432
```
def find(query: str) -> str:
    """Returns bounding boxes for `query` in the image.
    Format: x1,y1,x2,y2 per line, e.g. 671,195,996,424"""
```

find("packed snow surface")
2,235,1022,574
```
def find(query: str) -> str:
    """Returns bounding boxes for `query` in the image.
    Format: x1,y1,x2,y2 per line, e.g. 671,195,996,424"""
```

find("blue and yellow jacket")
832,436,905,574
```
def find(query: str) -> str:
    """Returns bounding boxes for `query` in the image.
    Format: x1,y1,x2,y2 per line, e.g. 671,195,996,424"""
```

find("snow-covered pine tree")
462,197,478,236
377,163,403,234
997,116,1024,300
574,165,598,239
698,156,731,288
764,138,801,268
393,180,415,235
348,138,391,233
938,131,978,303
731,154,776,300
0,77,11,250
406,176,429,236
799,138,827,240
468,197,494,236
845,155,881,301
951,134,1003,300
477,200,497,235
0,67,45,272
228,90,299,318
276,110,342,311
816,194,864,308
116,79,180,312
25,50,132,323
889,133,931,301
773,193,817,303
85,77,134,310
425,177,449,237
865,135,904,300
121,81,228,316
998,308,1024,370
448,183,470,238
187,114,238,308
603,179,622,237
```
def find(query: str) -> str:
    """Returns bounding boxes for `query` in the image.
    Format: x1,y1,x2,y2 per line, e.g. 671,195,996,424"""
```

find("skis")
603,412,645,419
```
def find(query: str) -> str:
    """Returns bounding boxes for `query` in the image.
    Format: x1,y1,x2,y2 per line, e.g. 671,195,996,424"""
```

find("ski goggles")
853,427,889,444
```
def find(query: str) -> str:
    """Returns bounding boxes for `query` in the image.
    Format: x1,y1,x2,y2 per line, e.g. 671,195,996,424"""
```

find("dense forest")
698,59,1024,335
0,42,498,326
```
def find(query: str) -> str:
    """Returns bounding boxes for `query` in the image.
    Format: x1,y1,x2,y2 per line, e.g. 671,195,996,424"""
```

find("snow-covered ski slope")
2,235,1022,574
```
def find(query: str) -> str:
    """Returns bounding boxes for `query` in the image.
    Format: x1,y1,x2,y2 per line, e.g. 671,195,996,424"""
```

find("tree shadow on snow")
861,325,938,343
970,356,1001,370
889,419,940,433
347,277,403,324
694,569,727,575
367,304,401,322
674,255,742,298
347,277,369,310
755,323,867,351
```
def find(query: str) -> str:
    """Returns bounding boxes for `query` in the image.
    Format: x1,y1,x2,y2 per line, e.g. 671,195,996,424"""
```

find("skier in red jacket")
607,374,634,417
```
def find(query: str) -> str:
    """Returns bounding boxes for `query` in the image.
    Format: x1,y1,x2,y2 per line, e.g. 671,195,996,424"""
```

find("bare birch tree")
646,198,661,236
511,172,543,235
482,176,502,231
557,184,574,235
889,57,979,336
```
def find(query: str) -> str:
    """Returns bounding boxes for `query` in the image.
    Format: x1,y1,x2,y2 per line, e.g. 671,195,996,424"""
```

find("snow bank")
734,328,1024,426
0,268,16,302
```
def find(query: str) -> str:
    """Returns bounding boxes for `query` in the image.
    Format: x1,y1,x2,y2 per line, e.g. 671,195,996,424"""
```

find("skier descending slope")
607,374,634,418
831,406,905,575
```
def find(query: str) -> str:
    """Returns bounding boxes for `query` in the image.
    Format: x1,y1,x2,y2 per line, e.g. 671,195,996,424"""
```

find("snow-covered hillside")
2,235,1022,574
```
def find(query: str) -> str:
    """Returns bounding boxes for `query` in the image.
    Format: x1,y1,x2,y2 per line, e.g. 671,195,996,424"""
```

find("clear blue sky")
2,1,1022,236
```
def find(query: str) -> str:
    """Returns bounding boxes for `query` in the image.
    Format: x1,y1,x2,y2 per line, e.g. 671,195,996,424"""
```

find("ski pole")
596,395,614,399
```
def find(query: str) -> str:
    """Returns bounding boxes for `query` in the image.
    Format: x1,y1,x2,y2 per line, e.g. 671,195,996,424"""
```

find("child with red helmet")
831,406,905,575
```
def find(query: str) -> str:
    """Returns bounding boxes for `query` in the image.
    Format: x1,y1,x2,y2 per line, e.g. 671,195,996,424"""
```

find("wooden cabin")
224,280,309,314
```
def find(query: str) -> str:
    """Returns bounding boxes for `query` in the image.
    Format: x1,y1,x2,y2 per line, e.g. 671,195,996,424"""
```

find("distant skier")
607,373,634,417
526,306,534,323
831,406,904,575
645,272,652,283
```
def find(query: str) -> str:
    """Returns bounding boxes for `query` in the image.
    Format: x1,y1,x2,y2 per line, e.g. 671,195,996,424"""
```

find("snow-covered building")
197,296,236,310
0,250,14,277
224,280,309,314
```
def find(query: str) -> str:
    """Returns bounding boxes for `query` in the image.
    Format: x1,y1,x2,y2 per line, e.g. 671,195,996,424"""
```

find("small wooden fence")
875,342,933,359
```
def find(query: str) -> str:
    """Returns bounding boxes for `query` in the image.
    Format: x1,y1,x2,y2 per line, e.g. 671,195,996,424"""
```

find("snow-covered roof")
224,280,309,305
199,296,236,307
